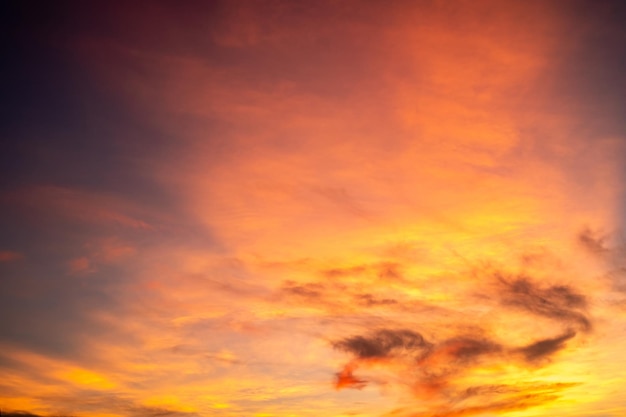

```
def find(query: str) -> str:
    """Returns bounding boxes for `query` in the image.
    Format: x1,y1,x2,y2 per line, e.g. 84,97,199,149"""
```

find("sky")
2,1,626,416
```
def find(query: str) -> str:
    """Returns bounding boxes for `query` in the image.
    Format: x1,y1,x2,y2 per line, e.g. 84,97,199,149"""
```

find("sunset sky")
3,1,626,416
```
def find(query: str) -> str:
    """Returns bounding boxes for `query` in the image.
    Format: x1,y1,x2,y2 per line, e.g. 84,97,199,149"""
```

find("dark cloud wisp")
496,274,591,332
334,329,430,359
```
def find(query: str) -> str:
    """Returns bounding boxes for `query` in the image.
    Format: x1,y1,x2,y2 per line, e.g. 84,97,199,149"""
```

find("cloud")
279,278,406,314
331,280,586,409
4,389,202,417
395,392,560,417
275,260,415,315
417,337,502,368
578,227,609,254
282,281,328,300
5,185,154,230
66,237,137,276
67,256,95,275
332,328,507,396
334,329,429,359
332,329,432,391
517,330,576,362
335,362,367,390
355,293,399,307
2,0,625,416
496,274,592,332
386,383,579,416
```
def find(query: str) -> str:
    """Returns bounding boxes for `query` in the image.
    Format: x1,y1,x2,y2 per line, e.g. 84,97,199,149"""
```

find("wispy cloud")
496,273,592,332
517,331,576,362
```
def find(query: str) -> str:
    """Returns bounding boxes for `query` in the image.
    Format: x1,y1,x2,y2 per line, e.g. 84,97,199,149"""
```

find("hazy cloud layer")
3,1,626,416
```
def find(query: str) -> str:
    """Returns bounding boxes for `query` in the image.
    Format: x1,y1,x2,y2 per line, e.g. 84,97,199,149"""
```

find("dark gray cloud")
354,293,398,306
518,330,576,362
327,259,595,417
497,274,591,331
419,337,503,365
578,227,609,254
333,323,581,400
333,328,510,395
334,329,429,359
282,281,332,300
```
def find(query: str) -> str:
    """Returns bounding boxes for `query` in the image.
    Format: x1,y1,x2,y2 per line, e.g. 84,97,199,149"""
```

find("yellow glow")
142,395,197,413
61,368,117,389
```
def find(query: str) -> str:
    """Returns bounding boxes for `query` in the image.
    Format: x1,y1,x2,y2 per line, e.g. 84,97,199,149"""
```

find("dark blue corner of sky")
0,1,172,198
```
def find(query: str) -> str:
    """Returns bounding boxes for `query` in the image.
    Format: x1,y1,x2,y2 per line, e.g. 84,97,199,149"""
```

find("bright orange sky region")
3,1,626,417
